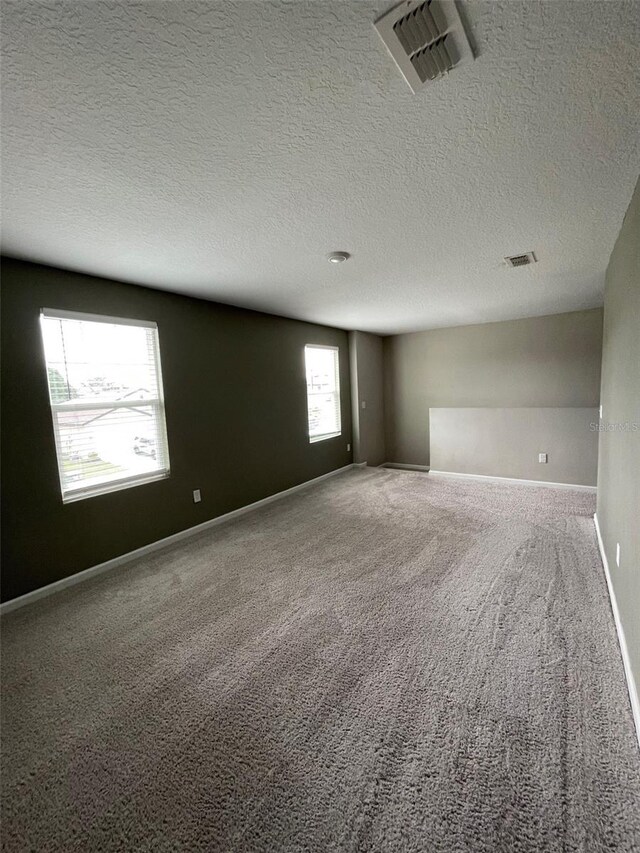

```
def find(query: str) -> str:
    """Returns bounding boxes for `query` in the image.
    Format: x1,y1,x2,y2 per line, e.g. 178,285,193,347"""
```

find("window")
40,309,170,502
305,344,341,442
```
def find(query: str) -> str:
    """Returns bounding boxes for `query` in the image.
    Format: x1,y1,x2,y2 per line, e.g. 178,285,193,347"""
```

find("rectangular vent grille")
374,0,474,93
505,252,536,268
392,2,444,56
410,36,453,81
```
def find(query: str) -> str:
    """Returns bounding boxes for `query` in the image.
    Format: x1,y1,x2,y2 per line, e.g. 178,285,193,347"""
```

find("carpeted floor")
2,467,639,852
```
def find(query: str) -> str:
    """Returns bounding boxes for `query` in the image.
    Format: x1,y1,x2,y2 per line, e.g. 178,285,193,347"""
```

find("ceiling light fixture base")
327,251,351,264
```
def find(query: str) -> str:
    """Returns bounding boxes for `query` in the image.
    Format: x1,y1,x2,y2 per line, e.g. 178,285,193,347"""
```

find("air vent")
374,0,474,93
392,2,446,55
505,252,537,268
410,37,453,81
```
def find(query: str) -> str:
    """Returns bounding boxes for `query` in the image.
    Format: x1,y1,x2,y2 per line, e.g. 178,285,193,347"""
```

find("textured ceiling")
2,1,639,334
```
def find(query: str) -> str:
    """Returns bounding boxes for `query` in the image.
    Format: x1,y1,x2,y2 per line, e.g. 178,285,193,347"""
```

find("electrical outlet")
616,543,621,567
538,453,548,464
599,404,603,419
347,443,351,452
361,400,367,409
193,489,201,503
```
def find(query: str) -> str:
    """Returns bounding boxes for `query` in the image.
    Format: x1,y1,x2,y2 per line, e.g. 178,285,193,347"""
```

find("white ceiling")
2,1,639,334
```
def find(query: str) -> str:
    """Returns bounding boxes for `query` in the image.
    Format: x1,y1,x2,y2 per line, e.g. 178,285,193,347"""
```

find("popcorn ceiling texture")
2,468,639,851
1,1,639,333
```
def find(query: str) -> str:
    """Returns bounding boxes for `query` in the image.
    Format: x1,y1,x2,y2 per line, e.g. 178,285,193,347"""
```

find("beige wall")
596,177,640,690
430,408,599,486
384,308,604,472
349,331,386,466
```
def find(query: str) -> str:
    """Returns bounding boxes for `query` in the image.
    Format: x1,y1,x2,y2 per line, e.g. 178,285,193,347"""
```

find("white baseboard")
428,469,597,492
593,513,640,749
0,464,357,616
381,462,430,472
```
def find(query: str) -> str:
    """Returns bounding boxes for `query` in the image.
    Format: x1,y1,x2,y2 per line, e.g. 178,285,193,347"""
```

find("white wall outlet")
347,443,351,452
538,453,548,463
616,543,621,567
193,489,201,503
599,404,603,419
361,400,367,409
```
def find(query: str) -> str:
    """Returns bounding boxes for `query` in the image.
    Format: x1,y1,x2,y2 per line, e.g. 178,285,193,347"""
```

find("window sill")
309,432,341,444
62,470,170,504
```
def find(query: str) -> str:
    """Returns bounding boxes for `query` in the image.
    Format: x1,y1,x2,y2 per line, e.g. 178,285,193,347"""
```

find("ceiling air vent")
375,0,475,93
505,252,537,268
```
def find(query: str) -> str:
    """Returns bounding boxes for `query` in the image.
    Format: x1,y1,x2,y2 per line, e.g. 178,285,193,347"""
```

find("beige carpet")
1,467,639,852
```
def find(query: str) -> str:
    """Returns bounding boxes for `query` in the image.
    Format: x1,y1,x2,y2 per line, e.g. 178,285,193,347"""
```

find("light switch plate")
193,489,201,503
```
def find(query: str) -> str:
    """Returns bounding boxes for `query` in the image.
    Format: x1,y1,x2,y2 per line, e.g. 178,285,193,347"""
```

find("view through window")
304,345,341,442
40,310,170,501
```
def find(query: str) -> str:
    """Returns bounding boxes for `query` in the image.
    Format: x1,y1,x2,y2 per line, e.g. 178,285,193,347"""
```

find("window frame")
304,343,342,444
40,308,171,503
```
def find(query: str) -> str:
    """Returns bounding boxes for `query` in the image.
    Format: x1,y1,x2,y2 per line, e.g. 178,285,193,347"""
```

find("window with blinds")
40,309,170,502
305,344,341,443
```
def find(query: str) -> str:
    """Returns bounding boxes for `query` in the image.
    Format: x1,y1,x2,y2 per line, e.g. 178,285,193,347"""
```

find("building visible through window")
40,309,170,502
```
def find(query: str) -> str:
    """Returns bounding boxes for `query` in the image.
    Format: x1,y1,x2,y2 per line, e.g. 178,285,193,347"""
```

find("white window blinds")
305,345,341,443
40,309,170,502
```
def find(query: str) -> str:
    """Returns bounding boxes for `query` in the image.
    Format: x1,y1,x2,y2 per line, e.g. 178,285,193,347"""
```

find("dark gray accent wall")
1,258,352,602
596,176,640,690
349,331,386,467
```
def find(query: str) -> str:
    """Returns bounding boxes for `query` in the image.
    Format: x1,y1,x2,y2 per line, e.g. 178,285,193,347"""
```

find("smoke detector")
504,252,537,268
374,1,475,93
